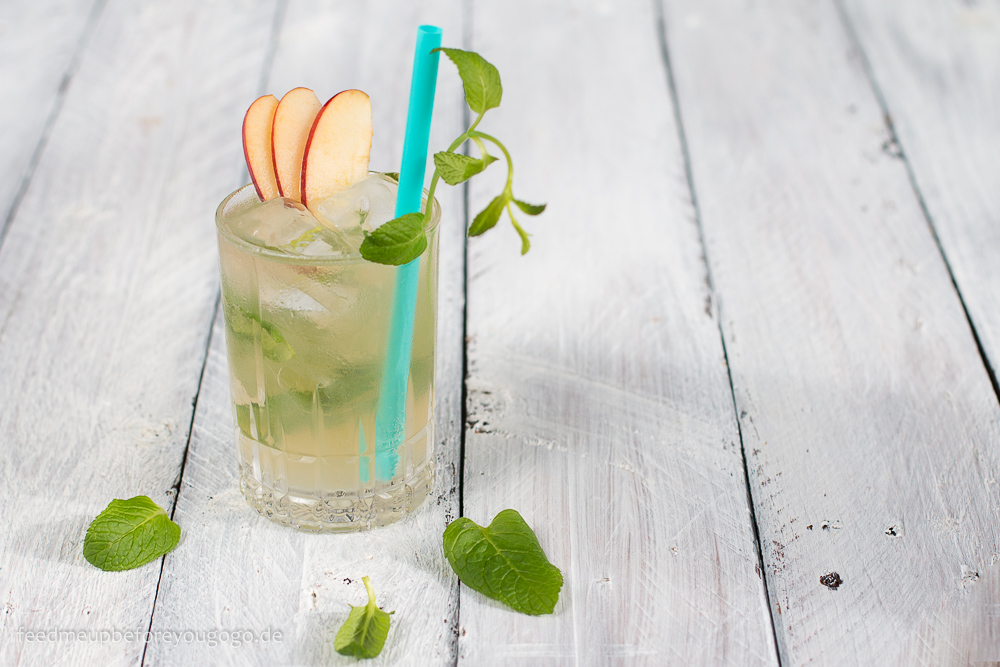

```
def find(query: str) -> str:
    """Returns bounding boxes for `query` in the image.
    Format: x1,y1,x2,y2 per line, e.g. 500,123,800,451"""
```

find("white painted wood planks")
661,0,1000,663
144,2,468,665
838,2,1000,662
0,0,277,664
457,1,777,664
839,0,1000,389
3,0,997,663
0,0,100,237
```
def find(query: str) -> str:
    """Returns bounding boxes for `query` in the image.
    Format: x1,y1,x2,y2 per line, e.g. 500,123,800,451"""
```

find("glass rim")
215,176,441,266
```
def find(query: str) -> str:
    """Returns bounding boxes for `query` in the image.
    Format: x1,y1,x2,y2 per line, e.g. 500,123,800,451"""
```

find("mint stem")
362,575,376,607
468,130,514,190
422,126,514,232
423,111,487,222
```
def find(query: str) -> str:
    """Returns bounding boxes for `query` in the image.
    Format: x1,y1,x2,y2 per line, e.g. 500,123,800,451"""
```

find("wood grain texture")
839,0,1000,437
0,0,100,238
457,1,777,664
0,0,278,664
660,0,1000,663
143,2,468,665
837,2,1000,662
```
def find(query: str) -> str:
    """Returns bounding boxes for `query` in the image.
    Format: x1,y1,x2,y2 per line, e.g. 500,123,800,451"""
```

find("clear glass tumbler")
215,183,439,531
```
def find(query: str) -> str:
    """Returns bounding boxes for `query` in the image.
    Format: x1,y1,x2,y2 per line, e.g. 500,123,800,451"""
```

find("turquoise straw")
374,25,442,482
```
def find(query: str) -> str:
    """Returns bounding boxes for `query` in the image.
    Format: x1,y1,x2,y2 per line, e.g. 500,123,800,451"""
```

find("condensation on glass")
215,183,439,531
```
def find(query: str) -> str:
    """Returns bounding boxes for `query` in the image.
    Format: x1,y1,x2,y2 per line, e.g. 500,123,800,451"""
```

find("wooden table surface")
3,1,999,665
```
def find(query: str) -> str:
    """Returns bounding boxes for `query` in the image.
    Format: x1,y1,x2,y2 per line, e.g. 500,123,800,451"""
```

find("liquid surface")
221,173,401,257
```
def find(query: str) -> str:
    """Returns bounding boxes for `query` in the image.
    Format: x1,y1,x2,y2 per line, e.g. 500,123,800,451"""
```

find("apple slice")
301,90,372,212
242,95,279,200
271,87,322,202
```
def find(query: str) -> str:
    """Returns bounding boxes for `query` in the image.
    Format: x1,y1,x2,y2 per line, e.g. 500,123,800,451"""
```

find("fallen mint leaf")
334,576,392,659
443,509,562,615
83,496,180,572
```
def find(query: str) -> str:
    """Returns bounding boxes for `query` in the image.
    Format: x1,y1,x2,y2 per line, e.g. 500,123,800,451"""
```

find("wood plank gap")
831,0,1000,408
142,5,467,663
167,292,222,515
0,0,108,252
652,1,782,661
457,0,474,525
452,5,473,664
714,310,783,665
1,0,283,661
661,0,1000,660
140,292,218,667
139,2,285,660
458,1,779,662
651,0,709,290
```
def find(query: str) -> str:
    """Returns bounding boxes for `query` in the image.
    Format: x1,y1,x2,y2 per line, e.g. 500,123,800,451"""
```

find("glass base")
237,433,433,532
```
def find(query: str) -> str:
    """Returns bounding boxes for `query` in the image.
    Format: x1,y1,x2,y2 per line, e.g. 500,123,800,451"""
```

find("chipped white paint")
143,2,467,665
0,1,277,665
457,1,777,664
661,0,1000,663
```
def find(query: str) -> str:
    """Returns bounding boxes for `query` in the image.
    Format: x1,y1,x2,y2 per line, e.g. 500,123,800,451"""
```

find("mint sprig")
83,496,181,571
334,576,393,659
358,211,427,266
360,48,544,265
443,509,563,615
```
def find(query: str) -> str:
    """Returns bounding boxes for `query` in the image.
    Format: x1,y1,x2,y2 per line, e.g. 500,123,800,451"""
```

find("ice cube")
314,187,366,233
227,197,318,248
314,173,399,235
221,174,403,258
357,173,400,231
224,194,356,256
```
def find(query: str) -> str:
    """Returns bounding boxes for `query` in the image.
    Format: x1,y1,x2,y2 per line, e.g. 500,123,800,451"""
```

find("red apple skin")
242,95,280,201
271,87,322,202
301,89,372,212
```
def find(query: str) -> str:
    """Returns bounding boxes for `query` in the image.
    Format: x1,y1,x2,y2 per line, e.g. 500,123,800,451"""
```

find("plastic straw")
374,25,442,482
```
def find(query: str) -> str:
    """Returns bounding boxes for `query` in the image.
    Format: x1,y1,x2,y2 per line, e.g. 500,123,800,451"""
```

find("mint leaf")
443,509,563,615
223,300,255,339
509,213,532,255
434,48,502,114
234,403,252,437
359,212,427,265
334,576,392,659
260,320,294,362
83,496,180,571
468,194,508,237
383,172,400,183
434,151,495,185
513,199,546,216
223,301,294,361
